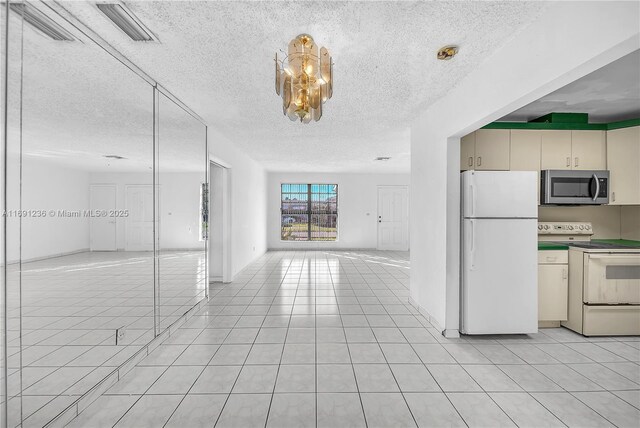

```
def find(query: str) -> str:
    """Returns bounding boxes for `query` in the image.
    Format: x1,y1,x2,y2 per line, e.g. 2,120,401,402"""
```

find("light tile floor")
71,250,640,428
4,250,206,427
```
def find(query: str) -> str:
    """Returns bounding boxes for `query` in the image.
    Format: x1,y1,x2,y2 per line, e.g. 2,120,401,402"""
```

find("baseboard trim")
408,296,459,338
44,296,209,428
5,248,90,265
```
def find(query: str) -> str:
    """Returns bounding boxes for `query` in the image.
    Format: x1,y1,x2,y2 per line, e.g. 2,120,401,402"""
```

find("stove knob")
586,225,591,230
538,224,543,230
568,225,573,230
579,225,584,230
544,225,550,230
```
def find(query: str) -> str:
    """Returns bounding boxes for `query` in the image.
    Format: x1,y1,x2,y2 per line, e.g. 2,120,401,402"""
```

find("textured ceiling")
55,0,547,173
501,50,640,123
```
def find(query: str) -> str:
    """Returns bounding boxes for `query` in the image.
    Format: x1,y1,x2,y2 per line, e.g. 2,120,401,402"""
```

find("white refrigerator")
461,170,538,335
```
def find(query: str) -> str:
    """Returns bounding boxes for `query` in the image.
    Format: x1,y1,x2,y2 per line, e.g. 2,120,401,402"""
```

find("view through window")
281,184,338,241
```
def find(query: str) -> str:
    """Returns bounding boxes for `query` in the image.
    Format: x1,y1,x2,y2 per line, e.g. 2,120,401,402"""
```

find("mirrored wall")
1,2,208,426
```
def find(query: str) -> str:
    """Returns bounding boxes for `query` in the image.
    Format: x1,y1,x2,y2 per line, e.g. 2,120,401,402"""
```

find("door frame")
89,184,117,251
124,184,154,251
210,158,232,283
376,185,410,251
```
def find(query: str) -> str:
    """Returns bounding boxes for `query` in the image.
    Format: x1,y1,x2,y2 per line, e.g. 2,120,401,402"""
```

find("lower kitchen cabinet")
538,250,568,323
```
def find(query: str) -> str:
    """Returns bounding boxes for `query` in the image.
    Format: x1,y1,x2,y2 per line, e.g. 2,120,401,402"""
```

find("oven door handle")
591,173,600,201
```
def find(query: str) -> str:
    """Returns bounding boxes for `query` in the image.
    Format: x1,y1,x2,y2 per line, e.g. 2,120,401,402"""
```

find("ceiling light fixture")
97,3,155,42
437,45,459,60
276,34,332,123
9,3,74,41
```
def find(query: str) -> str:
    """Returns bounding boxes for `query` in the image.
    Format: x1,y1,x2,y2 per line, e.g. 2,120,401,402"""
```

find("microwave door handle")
591,173,600,201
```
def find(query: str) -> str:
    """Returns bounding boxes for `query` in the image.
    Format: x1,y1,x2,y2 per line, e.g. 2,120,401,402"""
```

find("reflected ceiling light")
9,3,74,41
97,3,155,42
437,45,459,60
275,34,332,123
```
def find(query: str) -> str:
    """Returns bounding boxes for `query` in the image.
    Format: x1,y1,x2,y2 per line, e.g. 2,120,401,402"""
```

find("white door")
90,185,117,251
377,186,409,251
125,185,154,251
461,218,538,334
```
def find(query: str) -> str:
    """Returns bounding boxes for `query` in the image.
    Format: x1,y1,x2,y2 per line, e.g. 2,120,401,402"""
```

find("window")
281,184,338,241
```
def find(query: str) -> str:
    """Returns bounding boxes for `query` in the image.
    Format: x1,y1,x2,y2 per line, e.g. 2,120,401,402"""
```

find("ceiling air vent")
103,154,127,160
374,157,391,161
97,3,155,42
9,3,74,41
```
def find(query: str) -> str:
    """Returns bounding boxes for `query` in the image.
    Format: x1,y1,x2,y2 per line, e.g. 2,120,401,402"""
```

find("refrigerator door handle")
469,219,475,270
468,183,476,218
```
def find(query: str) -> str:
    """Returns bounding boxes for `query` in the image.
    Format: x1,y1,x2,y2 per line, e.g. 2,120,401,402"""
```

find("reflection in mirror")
157,93,208,331
3,2,24,426
10,3,154,425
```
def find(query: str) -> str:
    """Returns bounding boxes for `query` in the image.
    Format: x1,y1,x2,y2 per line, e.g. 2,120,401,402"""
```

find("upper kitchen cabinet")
607,126,640,205
510,130,542,204
571,130,606,170
475,129,510,170
460,132,475,171
541,130,572,170
510,130,541,171
460,129,510,171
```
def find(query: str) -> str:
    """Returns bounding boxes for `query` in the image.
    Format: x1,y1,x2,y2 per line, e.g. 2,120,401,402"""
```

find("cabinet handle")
468,157,473,167
612,192,616,202
575,157,579,167
566,157,570,167
562,268,567,280
477,156,482,166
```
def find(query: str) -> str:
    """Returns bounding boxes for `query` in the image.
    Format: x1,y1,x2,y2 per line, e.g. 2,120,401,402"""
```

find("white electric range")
538,222,640,336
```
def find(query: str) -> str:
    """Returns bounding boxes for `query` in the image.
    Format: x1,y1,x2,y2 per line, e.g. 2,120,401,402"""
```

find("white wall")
13,159,91,263
267,172,410,249
410,1,640,334
210,164,224,278
209,128,268,279
90,171,204,250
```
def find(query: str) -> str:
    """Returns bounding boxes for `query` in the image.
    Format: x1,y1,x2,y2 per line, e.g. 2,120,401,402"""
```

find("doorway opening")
209,161,231,282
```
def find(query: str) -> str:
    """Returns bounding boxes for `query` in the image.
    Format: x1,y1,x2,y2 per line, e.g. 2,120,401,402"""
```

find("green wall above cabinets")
483,116,640,131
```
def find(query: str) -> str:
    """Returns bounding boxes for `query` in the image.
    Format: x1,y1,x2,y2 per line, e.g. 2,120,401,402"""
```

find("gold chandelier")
275,34,333,123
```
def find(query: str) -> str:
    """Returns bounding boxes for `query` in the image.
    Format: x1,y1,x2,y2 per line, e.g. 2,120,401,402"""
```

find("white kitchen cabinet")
607,126,640,205
541,130,572,170
572,130,606,170
538,250,569,322
510,130,541,204
475,129,510,170
460,132,475,171
460,129,510,171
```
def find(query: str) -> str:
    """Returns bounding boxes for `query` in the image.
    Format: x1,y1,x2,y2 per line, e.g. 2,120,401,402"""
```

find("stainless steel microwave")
541,170,609,205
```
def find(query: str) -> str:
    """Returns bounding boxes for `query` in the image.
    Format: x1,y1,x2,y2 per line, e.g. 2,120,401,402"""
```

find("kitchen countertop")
591,239,640,248
538,242,569,251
